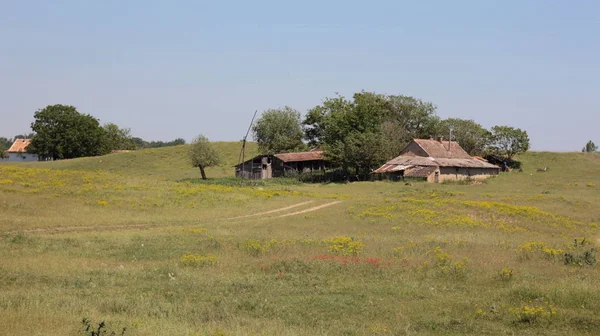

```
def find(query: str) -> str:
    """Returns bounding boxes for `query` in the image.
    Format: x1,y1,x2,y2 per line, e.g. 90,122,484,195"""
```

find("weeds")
81,318,126,336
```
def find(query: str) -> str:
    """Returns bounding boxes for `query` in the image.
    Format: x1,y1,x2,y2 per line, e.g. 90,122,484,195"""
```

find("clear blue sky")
1,1,598,151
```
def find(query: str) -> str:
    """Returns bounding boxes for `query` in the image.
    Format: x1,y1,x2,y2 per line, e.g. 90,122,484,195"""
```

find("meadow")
1,146,600,335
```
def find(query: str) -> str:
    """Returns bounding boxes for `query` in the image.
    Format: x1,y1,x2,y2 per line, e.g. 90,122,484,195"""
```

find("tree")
29,105,106,160
437,118,491,156
489,126,530,159
188,135,222,180
582,140,598,153
252,107,305,154
101,123,135,153
385,95,440,143
0,137,12,151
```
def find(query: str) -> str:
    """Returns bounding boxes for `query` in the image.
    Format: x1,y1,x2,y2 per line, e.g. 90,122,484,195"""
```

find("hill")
1,150,600,335
12,141,258,181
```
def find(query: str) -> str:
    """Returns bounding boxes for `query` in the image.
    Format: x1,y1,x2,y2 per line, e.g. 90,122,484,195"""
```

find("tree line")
252,91,531,177
1,104,186,160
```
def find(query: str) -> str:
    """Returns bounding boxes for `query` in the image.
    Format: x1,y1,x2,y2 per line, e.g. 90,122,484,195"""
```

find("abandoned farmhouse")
373,138,500,182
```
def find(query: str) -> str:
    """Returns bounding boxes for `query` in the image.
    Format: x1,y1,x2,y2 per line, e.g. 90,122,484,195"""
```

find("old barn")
235,150,328,179
374,138,500,182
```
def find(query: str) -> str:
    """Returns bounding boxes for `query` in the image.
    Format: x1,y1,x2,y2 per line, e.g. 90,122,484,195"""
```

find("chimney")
437,136,443,143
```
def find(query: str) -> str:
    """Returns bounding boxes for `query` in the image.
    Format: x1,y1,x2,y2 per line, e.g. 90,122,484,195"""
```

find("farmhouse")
5,139,39,162
374,138,500,182
236,149,328,179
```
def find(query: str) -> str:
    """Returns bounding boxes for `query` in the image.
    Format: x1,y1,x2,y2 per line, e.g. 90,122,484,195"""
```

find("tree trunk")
199,166,207,180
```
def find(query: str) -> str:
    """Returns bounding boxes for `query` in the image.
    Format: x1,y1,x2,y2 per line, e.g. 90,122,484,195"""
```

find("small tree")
252,107,305,154
188,135,222,180
489,126,530,159
101,123,135,153
582,140,598,153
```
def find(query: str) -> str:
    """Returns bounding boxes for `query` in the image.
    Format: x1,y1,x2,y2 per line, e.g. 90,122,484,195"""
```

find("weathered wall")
8,153,39,162
438,167,498,182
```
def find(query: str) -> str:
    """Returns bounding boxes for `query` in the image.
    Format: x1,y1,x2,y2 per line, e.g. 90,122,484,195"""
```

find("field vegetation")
1,145,600,335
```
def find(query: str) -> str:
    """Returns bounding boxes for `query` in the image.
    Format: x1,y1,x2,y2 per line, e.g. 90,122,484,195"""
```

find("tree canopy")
302,92,443,178
101,123,135,153
437,118,491,156
582,141,598,153
489,126,530,159
188,135,222,180
253,107,305,155
29,105,106,160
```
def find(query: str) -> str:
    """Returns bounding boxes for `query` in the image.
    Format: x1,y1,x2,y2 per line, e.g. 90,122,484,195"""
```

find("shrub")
324,236,364,256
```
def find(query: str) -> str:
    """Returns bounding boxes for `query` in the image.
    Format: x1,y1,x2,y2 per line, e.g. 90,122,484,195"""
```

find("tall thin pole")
239,110,258,179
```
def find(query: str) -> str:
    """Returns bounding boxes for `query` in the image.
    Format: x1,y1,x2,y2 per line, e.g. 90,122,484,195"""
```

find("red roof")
274,151,325,163
411,139,472,159
8,139,32,153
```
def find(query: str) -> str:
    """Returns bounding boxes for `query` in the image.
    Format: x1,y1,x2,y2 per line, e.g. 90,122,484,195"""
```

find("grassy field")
1,147,600,335
12,142,259,181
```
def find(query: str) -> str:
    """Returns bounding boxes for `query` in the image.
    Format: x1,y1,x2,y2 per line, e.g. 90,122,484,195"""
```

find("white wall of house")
8,152,39,162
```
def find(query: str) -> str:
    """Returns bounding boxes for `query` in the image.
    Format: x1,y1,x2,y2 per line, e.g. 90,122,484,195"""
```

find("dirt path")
273,201,342,218
2,200,343,235
226,200,314,220
3,224,151,235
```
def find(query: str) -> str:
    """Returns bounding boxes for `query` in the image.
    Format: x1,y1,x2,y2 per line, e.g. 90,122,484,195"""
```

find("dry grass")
1,150,600,335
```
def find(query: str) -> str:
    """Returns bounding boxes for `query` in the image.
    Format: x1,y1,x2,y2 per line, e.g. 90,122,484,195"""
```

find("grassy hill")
1,150,600,335
12,141,258,181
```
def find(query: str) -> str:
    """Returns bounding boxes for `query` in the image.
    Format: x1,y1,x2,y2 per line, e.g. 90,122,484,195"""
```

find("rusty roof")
410,139,472,159
405,166,437,178
372,164,413,174
274,151,325,163
8,139,32,153
386,156,499,169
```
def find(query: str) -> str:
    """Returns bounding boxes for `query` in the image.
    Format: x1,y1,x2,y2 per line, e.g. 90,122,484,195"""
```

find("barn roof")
274,151,325,163
411,139,472,159
386,156,499,169
405,166,437,178
8,139,32,153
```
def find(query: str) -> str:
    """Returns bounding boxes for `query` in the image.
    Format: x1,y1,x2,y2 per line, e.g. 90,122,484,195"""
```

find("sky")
1,0,598,151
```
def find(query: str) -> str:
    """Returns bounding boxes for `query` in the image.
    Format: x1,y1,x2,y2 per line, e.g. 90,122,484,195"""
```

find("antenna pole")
239,110,258,179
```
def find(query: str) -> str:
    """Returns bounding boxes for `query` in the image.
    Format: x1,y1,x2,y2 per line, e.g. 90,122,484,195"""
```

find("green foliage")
188,135,222,179
437,118,491,155
0,137,12,152
582,140,598,153
253,107,305,154
385,94,440,142
29,104,106,160
131,137,186,149
101,123,135,153
489,126,530,159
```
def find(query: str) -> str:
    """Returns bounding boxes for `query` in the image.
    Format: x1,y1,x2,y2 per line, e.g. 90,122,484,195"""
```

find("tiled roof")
275,151,325,163
8,139,32,153
411,139,472,159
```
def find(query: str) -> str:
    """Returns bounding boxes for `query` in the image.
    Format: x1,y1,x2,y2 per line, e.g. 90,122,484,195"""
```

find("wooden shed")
235,150,328,179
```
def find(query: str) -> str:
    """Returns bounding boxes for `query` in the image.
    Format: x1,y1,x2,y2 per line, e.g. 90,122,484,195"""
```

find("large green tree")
582,140,598,153
437,118,491,156
188,135,222,180
489,126,530,159
253,107,305,154
303,92,441,178
29,104,106,160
